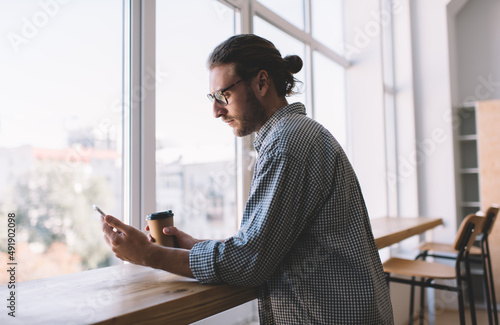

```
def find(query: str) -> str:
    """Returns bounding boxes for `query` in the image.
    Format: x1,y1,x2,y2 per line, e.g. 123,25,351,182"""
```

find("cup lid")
146,210,174,220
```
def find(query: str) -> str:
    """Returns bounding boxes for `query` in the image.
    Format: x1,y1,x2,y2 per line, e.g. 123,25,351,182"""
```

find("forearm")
145,244,194,278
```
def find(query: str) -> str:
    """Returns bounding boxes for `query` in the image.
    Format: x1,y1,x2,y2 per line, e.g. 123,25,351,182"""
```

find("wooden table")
371,217,443,249
0,217,442,324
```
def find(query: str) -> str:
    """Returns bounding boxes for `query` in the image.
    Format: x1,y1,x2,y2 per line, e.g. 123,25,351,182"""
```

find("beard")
232,86,268,137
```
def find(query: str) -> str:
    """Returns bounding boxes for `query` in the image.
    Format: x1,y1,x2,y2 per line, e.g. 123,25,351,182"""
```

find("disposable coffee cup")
146,210,176,247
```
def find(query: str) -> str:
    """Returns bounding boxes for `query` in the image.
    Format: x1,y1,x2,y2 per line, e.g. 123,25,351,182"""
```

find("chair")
418,205,499,325
383,214,484,325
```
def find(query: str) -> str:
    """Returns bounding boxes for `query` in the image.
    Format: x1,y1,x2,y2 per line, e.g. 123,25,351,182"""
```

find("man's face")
209,64,267,137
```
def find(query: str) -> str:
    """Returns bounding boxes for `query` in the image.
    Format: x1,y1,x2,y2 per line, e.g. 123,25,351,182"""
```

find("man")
102,34,394,324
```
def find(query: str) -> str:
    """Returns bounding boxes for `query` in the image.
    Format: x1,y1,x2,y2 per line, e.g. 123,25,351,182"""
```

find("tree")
0,158,115,273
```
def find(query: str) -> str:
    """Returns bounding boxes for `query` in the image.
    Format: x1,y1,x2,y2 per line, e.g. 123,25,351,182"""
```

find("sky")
0,0,123,149
0,0,344,150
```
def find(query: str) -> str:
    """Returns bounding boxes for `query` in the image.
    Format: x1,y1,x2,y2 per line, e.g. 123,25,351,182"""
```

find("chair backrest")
453,213,484,252
481,205,499,236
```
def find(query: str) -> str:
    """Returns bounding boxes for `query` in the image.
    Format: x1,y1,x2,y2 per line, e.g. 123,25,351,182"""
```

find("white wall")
392,0,419,218
411,0,458,242
342,0,500,322
344,0,421,222
344,0,388,219
399,0,500,319
455,0,500,105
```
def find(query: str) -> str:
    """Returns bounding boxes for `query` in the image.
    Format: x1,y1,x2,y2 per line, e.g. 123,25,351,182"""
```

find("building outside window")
0,0,124,283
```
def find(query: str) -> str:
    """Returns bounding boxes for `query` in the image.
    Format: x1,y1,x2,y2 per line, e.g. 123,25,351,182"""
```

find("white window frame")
125,0,156,230
126,0,350,231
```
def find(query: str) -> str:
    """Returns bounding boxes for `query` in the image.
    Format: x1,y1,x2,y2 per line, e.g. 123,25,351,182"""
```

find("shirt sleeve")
189,147,328,286
189,239,222,284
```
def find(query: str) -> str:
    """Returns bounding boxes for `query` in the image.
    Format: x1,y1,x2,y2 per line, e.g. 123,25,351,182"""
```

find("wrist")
143,242,164,268
142,242,194,278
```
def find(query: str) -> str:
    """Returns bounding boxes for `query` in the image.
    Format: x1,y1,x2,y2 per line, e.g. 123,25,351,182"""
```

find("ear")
254,70,270,96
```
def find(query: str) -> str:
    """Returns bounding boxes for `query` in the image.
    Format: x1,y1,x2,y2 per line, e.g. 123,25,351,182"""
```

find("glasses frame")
207,79,244,106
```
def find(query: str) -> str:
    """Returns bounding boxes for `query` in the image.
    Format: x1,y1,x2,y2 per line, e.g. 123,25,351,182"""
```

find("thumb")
163,226,178,236
104,215,129,234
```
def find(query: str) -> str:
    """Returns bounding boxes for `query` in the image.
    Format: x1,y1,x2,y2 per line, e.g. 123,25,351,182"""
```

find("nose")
213,101,227,119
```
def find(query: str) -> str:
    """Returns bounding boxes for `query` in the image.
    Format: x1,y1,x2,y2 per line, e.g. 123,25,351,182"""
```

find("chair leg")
409,276,416,325
482,244,494,325
456,260,467,325
414,251,428,325
484,240,499,325
457,279,466,325
465,255,477,325
419,278,426,325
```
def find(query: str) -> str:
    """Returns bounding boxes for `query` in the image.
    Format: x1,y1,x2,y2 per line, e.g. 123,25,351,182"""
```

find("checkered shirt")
190,102,394,324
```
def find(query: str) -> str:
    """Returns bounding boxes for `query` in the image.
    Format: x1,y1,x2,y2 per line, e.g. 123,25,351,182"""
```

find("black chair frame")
385,222,477,325
417,209,498,325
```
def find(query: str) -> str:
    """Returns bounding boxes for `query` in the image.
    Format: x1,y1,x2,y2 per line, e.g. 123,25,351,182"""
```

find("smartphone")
93,205,121,233
93,204,106,217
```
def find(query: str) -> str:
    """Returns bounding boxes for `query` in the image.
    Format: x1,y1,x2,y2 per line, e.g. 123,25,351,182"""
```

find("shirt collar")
254,102,306,153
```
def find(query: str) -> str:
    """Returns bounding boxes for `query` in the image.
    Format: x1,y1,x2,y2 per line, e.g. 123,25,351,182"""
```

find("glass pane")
380,0,394,88
461,173,479,202
156,0,237,240
313,51,347,148
311,0,344,55
254,17,307,107
0,0,124,284
458,107,476,136
258,0,304,30
460,140,478,169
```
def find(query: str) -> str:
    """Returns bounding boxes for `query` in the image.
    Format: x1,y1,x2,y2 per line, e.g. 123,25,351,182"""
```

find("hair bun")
284,55,303,74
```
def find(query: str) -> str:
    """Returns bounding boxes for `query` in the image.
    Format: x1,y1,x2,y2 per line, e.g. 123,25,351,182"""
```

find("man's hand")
102,215,195,278
144,225,202,250
102,215,154,266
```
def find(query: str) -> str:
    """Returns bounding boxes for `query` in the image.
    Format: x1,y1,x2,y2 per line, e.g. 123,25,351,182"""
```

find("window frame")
127,0,350,249
126,0,157,230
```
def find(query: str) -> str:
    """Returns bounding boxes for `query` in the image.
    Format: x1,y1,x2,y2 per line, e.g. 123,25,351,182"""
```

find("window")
0,1,352,323
253,16,306,106
311,0,344,55
0,0,350,293
155,0,239,239
380,0,398,216
312,51,347,148
254,0,348,147
0,0,124,283
258,0,305,30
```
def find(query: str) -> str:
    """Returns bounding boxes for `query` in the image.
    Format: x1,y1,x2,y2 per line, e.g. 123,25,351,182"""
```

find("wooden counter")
0,263,257,325
0,217,442,324
371,216,443,249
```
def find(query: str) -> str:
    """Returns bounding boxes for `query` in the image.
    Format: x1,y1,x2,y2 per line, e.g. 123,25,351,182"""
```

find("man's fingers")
102,218,116,237
163,226,176,235
103,228,122,247
104,215,128,234
103,234,111,246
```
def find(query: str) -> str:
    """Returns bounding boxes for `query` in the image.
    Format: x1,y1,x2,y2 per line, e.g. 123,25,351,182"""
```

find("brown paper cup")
146,210,175,247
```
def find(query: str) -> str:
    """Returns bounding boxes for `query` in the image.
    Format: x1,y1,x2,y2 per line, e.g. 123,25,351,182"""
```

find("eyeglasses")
207,79,243,106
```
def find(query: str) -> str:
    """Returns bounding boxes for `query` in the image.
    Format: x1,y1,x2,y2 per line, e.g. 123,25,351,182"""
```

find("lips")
223,118,234,126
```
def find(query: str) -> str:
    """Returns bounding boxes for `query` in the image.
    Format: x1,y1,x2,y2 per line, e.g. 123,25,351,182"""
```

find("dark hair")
208,34,303,97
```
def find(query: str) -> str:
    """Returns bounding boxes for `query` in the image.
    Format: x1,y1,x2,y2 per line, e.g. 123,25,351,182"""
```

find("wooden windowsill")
1,264,257,324
0,216,442,324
